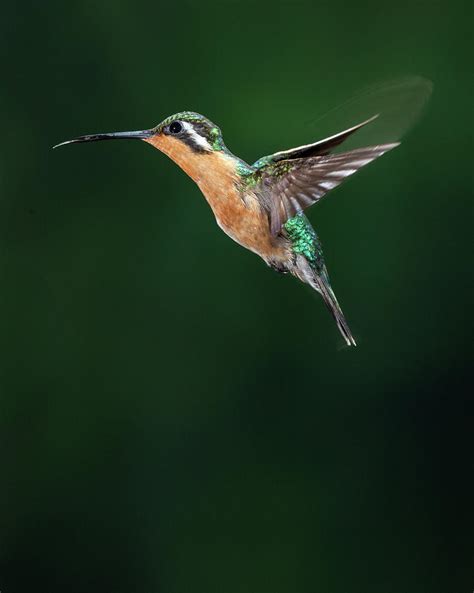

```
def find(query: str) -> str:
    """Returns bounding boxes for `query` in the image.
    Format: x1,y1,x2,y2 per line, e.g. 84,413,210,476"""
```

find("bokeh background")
1,1,472,592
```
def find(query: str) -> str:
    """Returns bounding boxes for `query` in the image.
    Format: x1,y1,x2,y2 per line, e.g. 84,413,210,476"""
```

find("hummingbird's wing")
252,115,379,169
255,143,398,236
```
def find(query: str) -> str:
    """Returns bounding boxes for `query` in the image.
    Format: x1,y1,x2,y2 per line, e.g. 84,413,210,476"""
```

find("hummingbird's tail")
313,269,357,347
294,257,357,347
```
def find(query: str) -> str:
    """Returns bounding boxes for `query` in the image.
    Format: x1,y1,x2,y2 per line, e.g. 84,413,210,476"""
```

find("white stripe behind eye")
181,121,212,151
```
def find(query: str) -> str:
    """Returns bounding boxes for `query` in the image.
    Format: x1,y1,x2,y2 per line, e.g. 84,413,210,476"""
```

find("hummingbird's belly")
179,151,288,264
199,182,287,261
215,211,271,256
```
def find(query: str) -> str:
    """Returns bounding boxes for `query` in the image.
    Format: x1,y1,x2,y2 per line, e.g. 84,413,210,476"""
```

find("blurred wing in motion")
304,76,433,149
253,76,432,234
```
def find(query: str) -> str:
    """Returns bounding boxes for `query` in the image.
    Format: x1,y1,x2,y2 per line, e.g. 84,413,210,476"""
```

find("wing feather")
257,143,399,236
252,115,379,169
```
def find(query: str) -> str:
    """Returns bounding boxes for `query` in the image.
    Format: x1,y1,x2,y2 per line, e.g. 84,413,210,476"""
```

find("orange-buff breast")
145,134,283,259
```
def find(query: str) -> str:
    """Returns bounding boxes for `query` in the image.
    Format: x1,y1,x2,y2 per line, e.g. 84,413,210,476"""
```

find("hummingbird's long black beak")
53,129,154,149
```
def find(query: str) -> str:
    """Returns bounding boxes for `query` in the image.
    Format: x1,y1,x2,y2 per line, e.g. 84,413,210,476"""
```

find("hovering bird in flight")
55,81,431,346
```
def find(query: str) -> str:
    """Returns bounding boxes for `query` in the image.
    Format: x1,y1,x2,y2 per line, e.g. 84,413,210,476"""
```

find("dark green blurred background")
1,1,472,592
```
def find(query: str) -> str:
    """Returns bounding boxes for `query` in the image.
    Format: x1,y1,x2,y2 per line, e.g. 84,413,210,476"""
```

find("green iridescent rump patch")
284,214,324,272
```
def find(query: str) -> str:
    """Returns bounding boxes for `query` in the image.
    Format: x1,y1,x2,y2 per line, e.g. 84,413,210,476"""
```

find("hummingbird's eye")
169,121,183,135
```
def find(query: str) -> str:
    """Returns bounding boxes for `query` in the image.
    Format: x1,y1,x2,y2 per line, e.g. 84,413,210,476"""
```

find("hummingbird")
54,111,399,346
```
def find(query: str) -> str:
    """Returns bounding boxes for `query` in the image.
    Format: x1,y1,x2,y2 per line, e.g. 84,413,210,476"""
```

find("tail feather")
313,271,357,347
293,257,356,347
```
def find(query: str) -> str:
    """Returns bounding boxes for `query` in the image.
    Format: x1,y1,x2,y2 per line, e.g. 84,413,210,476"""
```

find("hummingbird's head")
143,112,233,182
53,111,232,184
53,111,225,153
152,112,225,153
